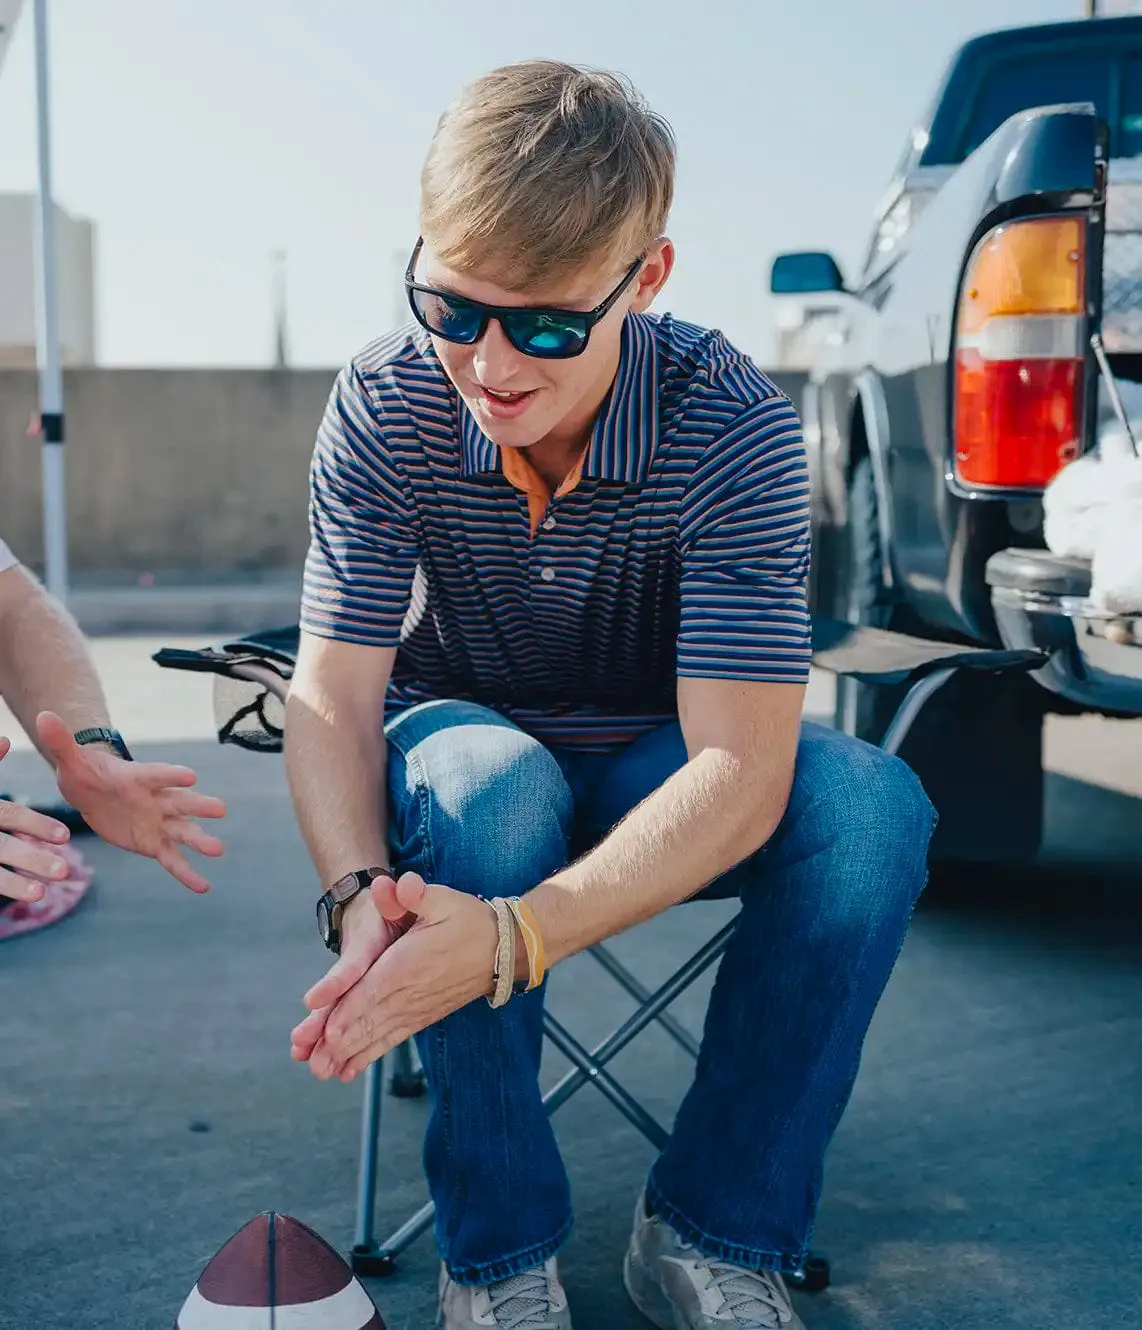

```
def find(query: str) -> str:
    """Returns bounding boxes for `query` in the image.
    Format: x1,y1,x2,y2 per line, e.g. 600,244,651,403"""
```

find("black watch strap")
317,865,391,953
74,727,133,761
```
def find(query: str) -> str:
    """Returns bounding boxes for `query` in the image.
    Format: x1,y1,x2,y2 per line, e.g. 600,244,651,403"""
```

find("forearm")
283,690,390,888
0,570,111,763
528,748,789,967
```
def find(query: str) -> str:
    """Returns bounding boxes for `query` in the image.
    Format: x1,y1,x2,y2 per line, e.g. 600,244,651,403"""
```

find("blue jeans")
384,701,936,1284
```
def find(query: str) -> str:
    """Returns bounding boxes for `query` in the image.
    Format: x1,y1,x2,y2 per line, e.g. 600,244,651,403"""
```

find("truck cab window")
958,52,1112,162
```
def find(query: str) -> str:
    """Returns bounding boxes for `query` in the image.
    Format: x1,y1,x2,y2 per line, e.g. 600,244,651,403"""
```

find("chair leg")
351,1059,396,1276
389,1036,427,1098
543,920,735,1117
588,942,701,1060
786,1253,831,1293
541,1012,671,1149
879,666,957,756
368,1198,438,1273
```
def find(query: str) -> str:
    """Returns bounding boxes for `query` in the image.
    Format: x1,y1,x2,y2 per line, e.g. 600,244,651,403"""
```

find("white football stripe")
177,1277,377,1329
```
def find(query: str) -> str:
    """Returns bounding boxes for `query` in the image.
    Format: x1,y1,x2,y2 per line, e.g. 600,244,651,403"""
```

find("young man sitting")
284,61,935,1330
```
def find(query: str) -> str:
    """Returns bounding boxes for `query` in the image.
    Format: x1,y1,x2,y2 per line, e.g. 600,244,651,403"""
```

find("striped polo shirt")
301,311,811,751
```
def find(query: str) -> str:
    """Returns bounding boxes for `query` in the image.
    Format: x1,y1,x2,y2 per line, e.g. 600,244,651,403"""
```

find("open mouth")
477,386,536,418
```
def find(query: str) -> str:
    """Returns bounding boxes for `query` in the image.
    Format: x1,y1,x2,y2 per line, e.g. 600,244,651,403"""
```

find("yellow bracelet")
505,895,546,992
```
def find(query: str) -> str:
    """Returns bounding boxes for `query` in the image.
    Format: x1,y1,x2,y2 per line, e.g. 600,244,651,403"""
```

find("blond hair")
419,60,675,289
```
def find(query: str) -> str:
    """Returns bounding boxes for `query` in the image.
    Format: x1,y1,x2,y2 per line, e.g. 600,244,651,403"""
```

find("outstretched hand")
292,872,499,1083
36,711,226,893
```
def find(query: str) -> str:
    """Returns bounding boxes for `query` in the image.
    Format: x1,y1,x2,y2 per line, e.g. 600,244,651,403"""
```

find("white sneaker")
437,1258,573,1329
623,1193,804,1329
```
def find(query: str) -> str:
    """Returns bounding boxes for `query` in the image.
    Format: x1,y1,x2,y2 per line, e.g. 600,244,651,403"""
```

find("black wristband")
74,727,133,761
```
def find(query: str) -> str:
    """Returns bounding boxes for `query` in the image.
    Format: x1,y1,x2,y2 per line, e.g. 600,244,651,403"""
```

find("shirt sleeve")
0,539,16,575
300,362,420,647
677,392,812,684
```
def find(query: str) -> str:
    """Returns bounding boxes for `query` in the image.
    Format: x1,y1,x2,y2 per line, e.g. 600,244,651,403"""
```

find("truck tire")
833,456,1044,863
833,457,901,740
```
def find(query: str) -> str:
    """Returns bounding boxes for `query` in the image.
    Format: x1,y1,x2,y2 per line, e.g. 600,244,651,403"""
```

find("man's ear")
629,237,675,314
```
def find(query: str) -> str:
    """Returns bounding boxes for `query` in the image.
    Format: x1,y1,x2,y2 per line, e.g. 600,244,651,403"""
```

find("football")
175,1211,385,1328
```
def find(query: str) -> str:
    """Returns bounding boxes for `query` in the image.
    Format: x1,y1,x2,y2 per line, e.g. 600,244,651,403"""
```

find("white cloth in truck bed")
1043,379,1142,615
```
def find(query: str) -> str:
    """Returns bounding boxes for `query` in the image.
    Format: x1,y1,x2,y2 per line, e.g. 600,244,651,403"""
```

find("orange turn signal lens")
957,217,1084,336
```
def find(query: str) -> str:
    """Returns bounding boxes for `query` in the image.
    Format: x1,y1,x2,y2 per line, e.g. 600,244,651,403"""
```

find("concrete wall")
0,365,808,576
0,367,337,574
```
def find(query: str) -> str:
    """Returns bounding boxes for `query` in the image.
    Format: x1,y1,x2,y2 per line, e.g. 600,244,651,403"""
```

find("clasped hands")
291,872,502,1083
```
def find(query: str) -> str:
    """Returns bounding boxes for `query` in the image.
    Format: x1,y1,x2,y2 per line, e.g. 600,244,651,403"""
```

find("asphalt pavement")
1,640,1140,1330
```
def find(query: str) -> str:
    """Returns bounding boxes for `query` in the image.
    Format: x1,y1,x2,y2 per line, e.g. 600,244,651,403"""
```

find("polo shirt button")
542,516,556,531
539,566,556,583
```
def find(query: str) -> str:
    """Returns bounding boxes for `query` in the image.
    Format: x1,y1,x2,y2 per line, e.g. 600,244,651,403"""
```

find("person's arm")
284,361,423,1062
526,675,803,965
0,563,113,761
525,388,812,963
0,553,225,894
284,632,395,888
283,360,420,892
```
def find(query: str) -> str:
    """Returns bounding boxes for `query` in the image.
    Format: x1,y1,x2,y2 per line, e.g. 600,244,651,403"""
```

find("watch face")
316,896,334,943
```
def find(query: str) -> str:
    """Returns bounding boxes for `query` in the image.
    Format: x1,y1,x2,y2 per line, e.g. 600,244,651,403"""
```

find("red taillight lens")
954,217,1085,490
955,355,1081,488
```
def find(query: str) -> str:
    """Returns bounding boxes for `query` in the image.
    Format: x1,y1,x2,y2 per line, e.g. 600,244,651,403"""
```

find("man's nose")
472,318,525,385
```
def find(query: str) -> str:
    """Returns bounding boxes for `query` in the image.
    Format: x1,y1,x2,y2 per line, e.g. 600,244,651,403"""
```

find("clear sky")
0,0,1084,369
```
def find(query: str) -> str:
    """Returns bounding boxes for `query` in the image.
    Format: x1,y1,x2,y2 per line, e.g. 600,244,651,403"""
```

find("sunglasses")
404,238,644,359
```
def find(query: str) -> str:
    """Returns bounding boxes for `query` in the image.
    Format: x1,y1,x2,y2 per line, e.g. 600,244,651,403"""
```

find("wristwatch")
74,726,133,761
317,866,390,953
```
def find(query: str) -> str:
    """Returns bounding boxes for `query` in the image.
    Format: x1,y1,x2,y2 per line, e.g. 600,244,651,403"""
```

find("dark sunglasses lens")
410,288,484,344
503,311,589,358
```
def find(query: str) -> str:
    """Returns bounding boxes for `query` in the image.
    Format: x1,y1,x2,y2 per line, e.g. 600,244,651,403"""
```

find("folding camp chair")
153,617,1049,1293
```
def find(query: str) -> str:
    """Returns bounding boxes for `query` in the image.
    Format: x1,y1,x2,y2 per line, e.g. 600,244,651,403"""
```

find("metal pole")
1085,0,1097,16
32,0,68,602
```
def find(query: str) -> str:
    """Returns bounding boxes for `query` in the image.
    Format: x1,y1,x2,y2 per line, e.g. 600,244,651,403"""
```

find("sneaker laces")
486,1268,559,1329
693,1255,793,1328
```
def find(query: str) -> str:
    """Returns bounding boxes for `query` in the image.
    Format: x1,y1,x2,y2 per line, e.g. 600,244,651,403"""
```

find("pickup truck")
770,14,1142,864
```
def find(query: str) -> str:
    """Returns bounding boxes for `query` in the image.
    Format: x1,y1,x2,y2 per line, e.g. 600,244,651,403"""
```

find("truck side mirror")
769,252,846,295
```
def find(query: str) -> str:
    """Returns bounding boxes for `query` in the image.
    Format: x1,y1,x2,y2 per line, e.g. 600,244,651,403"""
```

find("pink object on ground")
0,843,94,941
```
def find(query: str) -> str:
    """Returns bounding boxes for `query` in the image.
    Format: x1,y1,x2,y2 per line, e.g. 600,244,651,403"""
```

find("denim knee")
774,723,937,920
391,712,573,899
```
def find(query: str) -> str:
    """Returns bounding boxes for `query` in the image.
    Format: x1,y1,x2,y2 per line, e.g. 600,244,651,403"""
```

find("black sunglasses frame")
403,237,645,359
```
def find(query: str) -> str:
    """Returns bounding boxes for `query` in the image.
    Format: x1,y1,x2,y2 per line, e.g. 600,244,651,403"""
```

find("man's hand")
289,878,407,1064
0,735,72,902
35,711,226,893
292,872,499,1083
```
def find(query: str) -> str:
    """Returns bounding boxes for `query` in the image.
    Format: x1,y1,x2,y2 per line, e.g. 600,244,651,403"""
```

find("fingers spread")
166,790,226,821
167,819,225,859
138,763,199,790
158,845,211,894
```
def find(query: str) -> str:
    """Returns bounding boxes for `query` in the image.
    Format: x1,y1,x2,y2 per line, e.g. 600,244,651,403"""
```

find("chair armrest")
810,617,1049,687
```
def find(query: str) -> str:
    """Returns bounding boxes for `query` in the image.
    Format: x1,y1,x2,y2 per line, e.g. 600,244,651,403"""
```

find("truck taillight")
953,216,1085,489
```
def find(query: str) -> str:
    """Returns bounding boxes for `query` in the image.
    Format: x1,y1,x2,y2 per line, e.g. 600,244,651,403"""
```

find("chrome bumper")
991,587,1142,715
